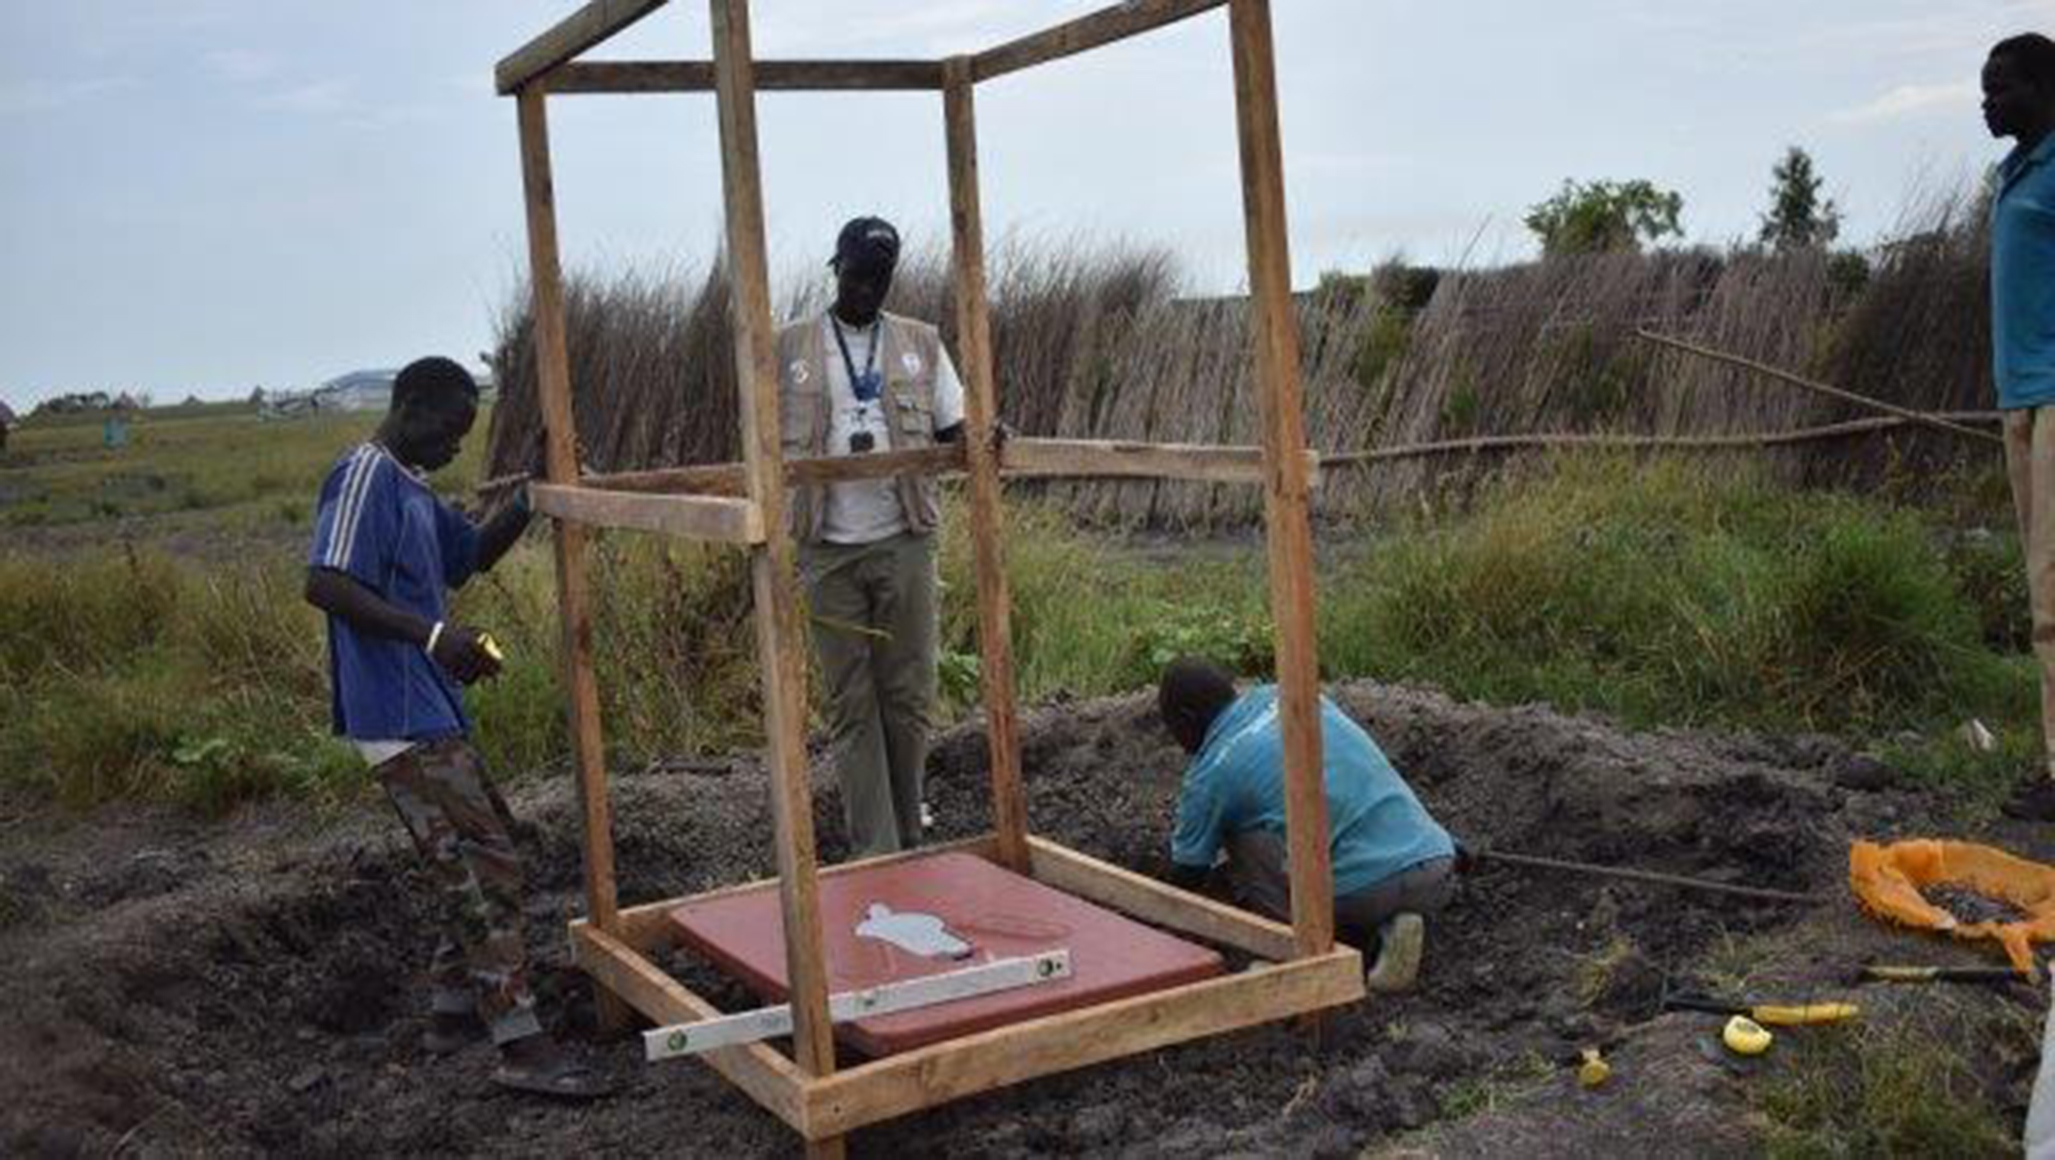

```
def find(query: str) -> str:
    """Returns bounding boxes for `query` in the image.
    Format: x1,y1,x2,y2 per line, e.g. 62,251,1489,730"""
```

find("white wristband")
426,621,446,655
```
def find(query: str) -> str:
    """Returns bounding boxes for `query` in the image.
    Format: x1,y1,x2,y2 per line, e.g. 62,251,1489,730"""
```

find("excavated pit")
0,680,1960,1155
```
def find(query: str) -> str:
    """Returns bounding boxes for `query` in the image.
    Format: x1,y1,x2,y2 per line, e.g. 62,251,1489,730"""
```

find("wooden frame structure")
501,1,1359,1153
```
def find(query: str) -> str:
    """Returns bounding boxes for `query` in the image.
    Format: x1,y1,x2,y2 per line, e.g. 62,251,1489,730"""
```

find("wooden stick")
595,833,1002,952
547,59,945,93
498,0,669,94
476,444,966,498
529,483,765,543
1634,329,2004,447
973,0,1227,82
1316,412,2004,466
1474,849,1826,906
1001,437,1321,484
802,946,1363,1138
708,0,840,1107
945,58,1031,874
516,86,632,1033
1229,0,1332,961
1025,836,1297,961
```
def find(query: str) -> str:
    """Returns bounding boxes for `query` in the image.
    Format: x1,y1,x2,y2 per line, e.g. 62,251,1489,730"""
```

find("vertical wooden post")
515,85,633,1031
942,57,1030,873
706,0,842,1126
1227,0,1333,958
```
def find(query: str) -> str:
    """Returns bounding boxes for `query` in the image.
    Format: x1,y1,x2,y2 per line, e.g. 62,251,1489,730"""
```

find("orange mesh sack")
1848,838,2055,973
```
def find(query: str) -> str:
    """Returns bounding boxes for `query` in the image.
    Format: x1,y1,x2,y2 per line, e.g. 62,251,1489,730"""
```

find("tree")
1524,178,1684,257
1758,146,1841,251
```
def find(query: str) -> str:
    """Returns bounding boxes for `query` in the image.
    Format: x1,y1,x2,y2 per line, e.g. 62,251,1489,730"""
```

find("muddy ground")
3,680,2048,1156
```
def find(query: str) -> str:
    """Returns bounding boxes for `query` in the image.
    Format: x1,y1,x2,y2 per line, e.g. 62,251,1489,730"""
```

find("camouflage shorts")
376,736,542,1046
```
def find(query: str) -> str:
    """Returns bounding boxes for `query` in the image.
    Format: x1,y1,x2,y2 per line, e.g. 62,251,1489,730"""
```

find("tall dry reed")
486,197,1992,527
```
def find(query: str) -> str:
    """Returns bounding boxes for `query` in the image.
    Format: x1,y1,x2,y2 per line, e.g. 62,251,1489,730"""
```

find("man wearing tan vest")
778,217,966,857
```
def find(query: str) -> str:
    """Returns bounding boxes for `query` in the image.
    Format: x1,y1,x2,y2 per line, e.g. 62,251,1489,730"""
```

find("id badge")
853,369,883,403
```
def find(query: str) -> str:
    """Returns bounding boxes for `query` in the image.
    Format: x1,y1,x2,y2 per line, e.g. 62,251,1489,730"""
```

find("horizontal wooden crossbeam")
592,833,1003,951
493,439,1319,502
1024,836,1297,961
802,944,1362,1137
549,59,946,94
530,482,765,543
501,0,1228,95
972,0,1228,82
497,0,668,94
1000,437,1320,485
575,444,968,498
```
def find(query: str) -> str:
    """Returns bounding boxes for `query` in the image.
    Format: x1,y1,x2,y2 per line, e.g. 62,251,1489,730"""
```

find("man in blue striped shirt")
1985,34,2055,818
1158,658,1457,992
304,356,605,1098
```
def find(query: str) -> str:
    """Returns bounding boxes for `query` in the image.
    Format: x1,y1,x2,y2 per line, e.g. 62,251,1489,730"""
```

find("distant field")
0,403,488,531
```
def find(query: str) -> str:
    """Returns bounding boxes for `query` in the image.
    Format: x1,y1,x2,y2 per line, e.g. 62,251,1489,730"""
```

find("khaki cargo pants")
375,737,543,1045
2006,408,2055,779
801,532,938,858
1227,828,1455,942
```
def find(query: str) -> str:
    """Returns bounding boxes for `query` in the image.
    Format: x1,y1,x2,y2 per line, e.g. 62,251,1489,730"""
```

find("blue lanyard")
830,315,883,403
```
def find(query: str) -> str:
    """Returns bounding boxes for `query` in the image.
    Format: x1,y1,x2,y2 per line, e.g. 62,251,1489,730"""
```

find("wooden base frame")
570,836,1363,1142
502,0,1343,1152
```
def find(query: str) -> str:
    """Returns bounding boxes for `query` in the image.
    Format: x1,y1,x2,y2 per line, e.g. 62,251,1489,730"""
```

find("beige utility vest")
774,310,945,544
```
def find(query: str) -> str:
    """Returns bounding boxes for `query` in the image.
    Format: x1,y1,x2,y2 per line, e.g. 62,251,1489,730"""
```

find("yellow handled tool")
1748,1002,1859,1026
1663,992,1858,1025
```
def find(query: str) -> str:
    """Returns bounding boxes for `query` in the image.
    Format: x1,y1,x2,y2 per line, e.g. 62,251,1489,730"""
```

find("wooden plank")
582,443,966,498
1228,0,1332,960
516,87,633,1033
803,946,1364,1137
708,0,839,1089
1000,437,1321,485
530,483,765,543
972,0,1227,82
1025,836,1296,961
548,59,945,93
601,833,1002,951
944,58,1031,874
497,0,669,94
646,951,1073,1059
573,925,809,1130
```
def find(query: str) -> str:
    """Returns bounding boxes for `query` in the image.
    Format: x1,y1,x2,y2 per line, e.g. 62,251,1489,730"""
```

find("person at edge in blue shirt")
303,357,608,1099
1157,657,1459,993
1985,33,2055,821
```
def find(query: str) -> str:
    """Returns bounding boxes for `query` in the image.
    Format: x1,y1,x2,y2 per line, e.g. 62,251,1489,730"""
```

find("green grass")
1320,455,2033,738
0,551,360,812
1758,1018,2027,1158
0,452,2040,815
0,404,488,528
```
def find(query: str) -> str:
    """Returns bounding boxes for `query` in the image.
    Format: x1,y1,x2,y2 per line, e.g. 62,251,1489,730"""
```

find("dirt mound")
0,681,2012,1155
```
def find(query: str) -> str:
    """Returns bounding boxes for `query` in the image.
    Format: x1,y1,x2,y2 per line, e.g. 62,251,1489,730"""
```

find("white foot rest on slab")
644,948,1074,1061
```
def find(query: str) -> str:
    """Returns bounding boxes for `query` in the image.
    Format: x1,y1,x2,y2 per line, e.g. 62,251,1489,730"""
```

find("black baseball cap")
831,216,900,272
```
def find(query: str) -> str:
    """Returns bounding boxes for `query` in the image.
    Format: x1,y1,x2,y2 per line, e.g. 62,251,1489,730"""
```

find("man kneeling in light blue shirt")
1158,657,1458,992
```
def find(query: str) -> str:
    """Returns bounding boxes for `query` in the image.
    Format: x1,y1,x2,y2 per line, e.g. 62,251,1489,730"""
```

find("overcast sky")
0,0,2046,409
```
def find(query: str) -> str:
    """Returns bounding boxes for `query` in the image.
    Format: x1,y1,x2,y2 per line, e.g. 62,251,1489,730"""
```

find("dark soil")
1922,883,2031,926
2,681,2043,1156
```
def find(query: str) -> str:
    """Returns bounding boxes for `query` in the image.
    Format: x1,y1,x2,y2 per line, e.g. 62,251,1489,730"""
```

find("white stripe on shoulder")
336,445,390,567
319,447,367,568
325,445,381,569
323,446,373,568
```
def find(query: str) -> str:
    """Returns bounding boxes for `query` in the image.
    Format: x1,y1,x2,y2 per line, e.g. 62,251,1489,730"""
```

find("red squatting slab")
668,851,1225,1055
